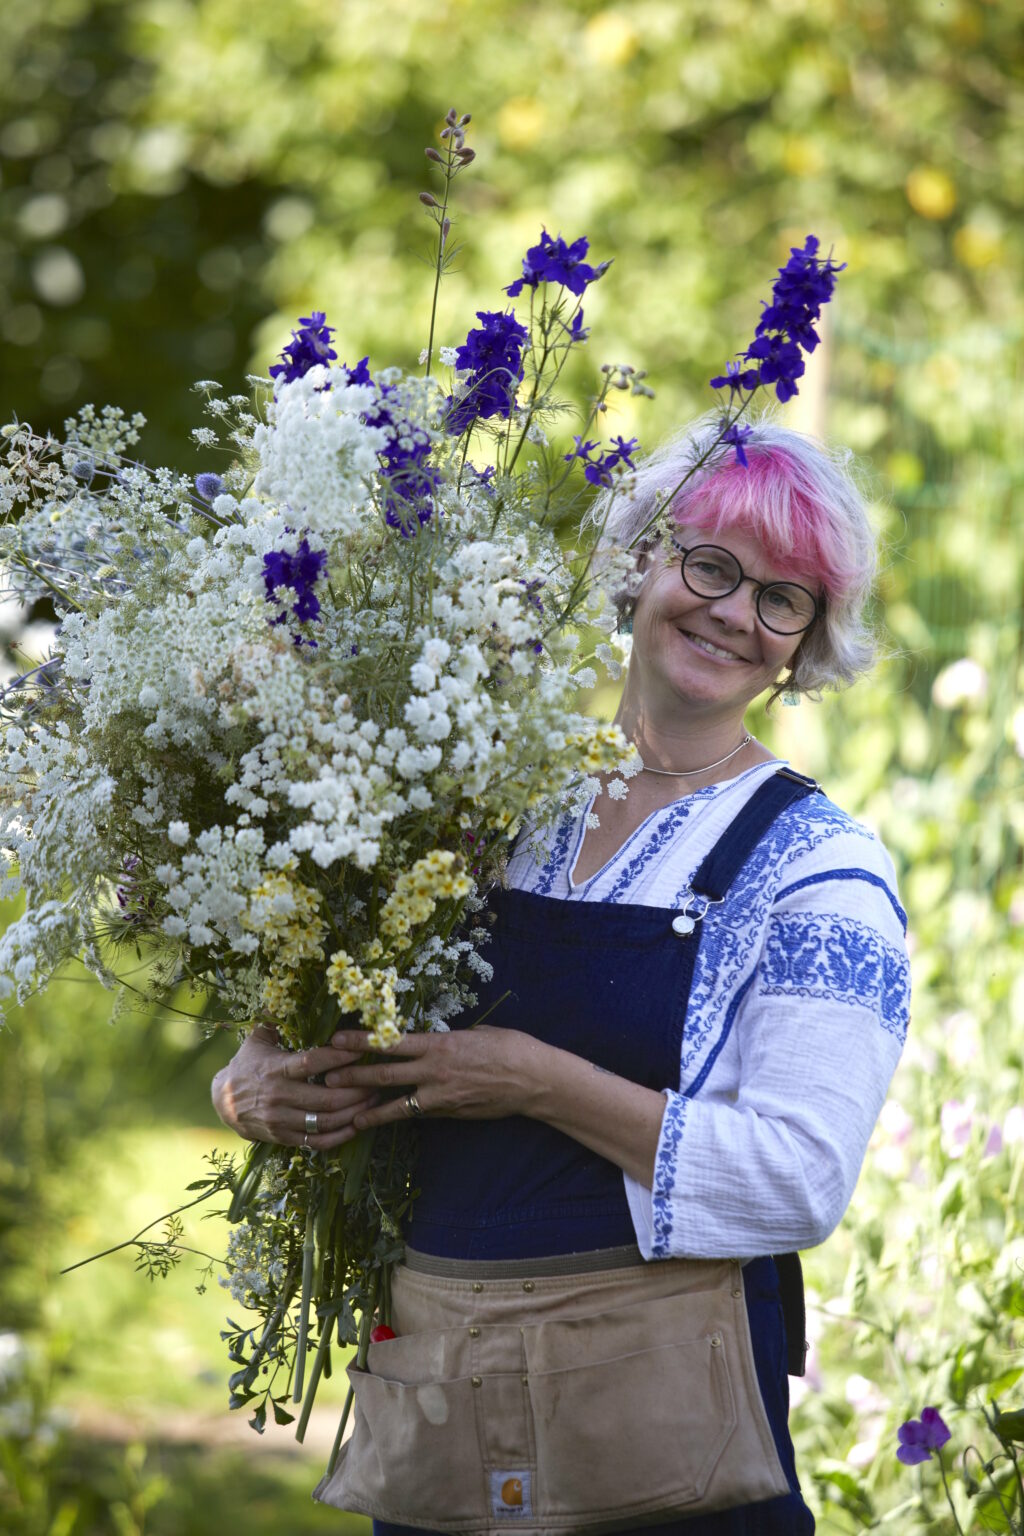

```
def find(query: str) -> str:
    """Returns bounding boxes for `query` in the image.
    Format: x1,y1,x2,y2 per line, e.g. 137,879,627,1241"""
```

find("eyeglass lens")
681,546,817,634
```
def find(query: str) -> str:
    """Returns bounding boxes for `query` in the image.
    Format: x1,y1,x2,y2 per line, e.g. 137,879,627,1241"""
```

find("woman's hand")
321,1026,545,1135
211,1029,382,1151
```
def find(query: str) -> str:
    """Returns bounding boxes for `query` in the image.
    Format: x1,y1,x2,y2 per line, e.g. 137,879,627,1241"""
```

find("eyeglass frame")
670,539,822,636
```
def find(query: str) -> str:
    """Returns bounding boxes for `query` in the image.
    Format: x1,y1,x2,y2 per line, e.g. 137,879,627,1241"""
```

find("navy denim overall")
379,772,818,1536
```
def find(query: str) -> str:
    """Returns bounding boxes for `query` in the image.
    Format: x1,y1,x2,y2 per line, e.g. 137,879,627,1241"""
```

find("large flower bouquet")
0,107,842,1457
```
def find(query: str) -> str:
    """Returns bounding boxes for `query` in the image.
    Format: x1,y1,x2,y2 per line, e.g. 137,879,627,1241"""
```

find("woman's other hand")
211,1028,381,1151
322,1026,544,1135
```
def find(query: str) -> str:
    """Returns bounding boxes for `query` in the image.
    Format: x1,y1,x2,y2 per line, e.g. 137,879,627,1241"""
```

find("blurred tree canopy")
1,3,1023,1529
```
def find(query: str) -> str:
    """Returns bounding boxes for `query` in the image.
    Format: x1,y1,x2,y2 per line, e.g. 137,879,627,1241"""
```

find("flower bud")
441,218,451,247
419,192,440,207
459,113,472,125
456,147,476,163
440,126,452,139
424,147,444,163
446,107,458,124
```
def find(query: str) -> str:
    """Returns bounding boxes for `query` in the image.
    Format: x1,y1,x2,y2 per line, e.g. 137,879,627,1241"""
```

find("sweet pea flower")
896,1407,951,1465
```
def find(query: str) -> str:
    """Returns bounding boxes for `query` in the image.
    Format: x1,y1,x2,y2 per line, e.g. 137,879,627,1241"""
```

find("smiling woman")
212,415,908,1536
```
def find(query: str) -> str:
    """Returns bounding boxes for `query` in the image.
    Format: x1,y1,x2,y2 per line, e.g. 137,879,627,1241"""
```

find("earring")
782,685,800,707
618,612,633,636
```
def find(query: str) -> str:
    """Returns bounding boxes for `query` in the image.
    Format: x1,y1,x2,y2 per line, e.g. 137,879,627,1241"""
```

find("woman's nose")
704,584,758,631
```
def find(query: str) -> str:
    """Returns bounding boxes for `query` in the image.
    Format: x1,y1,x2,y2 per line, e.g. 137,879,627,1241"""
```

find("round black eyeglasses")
676,543,820,636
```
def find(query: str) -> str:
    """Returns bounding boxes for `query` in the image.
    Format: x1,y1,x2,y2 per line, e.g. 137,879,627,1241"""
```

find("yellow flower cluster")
241,867,325,1040
379,849,472,950
567,722,628,774
325,948,403,1049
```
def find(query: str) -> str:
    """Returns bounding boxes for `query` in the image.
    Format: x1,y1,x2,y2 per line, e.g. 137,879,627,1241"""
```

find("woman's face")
628,525,814,720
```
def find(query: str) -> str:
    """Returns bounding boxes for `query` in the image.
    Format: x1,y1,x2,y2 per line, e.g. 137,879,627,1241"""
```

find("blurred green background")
1,0,1022,1530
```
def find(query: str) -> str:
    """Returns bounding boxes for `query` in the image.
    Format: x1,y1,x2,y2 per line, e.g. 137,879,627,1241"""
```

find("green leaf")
272,1398,296,1426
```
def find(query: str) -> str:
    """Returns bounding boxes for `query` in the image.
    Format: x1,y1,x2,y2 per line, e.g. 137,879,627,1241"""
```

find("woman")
212,417,910,1535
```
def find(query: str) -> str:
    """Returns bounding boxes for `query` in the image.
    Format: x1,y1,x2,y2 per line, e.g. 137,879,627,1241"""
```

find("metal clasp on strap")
671,888,724,937
773,766,821,792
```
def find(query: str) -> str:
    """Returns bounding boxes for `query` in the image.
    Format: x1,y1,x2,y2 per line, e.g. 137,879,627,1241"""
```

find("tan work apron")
313,1247,790,1534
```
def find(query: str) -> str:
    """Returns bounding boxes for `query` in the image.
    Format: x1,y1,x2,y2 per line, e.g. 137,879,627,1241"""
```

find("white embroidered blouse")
504,759,910,1262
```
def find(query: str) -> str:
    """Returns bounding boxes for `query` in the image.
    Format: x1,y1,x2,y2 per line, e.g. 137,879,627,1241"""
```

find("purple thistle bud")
195,472,226,501
425,147,444,163
419,192,440,207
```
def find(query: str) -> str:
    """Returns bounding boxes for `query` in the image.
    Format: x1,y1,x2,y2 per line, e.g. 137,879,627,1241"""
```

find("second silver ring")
305,1110,320,1135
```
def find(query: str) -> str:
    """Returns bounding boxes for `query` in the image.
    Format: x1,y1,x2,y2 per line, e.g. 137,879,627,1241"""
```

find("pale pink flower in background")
1011,706,1024,760
943,1009,979,1069
879,1100,914,1145
847,1433,882,1470
1004,1105,1024,1144
871,1100,914,1179
931,657,988,709
941,1097,976,1159
983,1123,1003,1158
1008,890,1024,928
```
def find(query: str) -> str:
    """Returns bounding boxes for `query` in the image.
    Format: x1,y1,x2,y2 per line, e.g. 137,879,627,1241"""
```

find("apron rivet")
671,914,696,937
469,1326,480,1338
522,1280,535,1292
471,1375,483,1387
472,1282,483,1293
732,1289,742,1299
710,1334,723,1348
521,1374,529,1385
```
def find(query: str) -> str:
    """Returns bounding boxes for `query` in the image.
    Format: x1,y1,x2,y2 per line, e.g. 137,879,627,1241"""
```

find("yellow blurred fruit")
953,221,1004,269
583,11,639,67
905,166,957,220
497,97,547,151
782,137,825,177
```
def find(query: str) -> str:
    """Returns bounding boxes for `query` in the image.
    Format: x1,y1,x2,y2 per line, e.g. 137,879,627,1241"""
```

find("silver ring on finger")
305,1110,320,1135
404,1091,425,1119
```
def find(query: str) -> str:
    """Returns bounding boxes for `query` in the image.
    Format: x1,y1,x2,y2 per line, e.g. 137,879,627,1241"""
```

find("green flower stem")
629,393,757,550
243,1262,300,1384
326,1385,355,1478
355,1270,380,1372
295,1305,335,1443
228,1138,272,1223
936,1450,967,1536
293,1200,318,1403
424,141,458,378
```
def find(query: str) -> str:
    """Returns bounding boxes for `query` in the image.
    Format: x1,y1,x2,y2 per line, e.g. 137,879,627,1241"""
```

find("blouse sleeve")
623,829,911,1260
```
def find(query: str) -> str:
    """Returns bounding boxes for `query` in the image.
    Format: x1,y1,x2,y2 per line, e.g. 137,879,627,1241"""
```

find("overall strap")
691,766,820,902
692,764,819,1377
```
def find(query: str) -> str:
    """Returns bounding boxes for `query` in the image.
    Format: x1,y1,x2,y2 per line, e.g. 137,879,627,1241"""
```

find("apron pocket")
523,1332,736,1519
339,1362,488,1525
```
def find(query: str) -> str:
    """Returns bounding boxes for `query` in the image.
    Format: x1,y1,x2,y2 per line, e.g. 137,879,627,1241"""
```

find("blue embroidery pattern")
599,788,716,904
760,911,910,1042
533,815,576,897
678,797,878,1086
775,868,907,932
651,1092,688,1259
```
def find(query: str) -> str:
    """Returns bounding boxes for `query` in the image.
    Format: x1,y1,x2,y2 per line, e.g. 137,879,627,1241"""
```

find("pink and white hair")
589,412,879,697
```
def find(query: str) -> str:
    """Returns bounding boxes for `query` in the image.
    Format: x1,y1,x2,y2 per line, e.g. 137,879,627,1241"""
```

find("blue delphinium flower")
194,472,226,501
445,310,529,434
263,536,328,644
710,235,846,404
718,421,754,466
269,311,339,384
506,231,611,298
564,434,639,489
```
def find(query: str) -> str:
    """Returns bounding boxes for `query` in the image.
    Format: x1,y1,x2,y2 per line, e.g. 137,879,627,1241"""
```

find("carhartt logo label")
490,1469,532,1517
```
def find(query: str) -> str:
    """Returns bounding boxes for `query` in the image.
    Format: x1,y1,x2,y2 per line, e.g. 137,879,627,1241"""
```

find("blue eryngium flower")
710,235,846,405
896,1407,952,1465
506,231,610,298
194,473,226,501
269,311,339,384
263,537,328,643
446,311,529,434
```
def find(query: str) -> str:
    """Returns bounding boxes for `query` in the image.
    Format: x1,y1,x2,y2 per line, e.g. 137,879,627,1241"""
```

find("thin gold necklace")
639,733,752,778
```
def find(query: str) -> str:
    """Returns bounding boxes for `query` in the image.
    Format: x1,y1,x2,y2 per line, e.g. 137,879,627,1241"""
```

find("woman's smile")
678,628,748,664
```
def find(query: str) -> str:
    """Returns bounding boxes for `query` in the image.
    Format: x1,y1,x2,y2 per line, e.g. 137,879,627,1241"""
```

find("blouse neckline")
565,759,786,896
